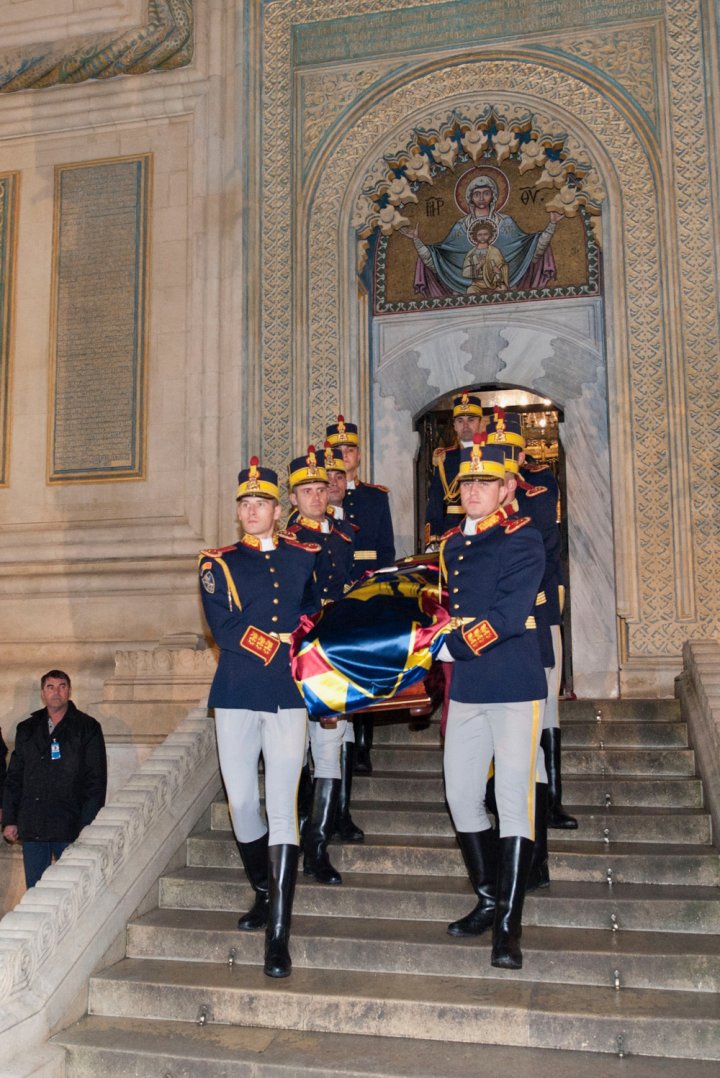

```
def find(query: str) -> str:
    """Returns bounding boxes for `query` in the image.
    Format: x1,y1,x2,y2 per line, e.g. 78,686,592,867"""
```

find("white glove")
438,641,454,663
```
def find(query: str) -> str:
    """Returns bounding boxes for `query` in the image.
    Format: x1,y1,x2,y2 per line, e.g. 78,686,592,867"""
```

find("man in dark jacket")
2,670,107,888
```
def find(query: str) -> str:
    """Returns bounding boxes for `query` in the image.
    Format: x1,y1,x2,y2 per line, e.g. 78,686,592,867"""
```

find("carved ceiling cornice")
0,0,193,94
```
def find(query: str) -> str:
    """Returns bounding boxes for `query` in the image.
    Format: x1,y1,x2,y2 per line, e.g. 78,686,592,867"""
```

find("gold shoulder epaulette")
362,480,390,494
525,485,548,498
432,446,447,466
332,526,353,543
502,516,532,534
278,532,321,554
440,524,462,542
527,463,550,473
198,545,235,560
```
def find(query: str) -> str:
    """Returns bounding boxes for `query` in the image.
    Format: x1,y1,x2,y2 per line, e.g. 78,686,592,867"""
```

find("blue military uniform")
486,408,575,844
199,533,319,711
425,392,485,547
341,480,395,572
199,459,321,979
517,462,575,828
325,416,395,573
441,506,546,703
286,445,355,883
425,445,464,545
325,417,395,773
440,439,546,971
286,515,354,603
516,475,562,627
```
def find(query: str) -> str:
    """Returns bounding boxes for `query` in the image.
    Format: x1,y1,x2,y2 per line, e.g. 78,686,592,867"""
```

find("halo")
455,166,510,214
468,217,499,242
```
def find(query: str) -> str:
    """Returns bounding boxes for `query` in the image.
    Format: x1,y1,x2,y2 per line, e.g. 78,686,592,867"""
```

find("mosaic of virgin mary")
400,166,563,298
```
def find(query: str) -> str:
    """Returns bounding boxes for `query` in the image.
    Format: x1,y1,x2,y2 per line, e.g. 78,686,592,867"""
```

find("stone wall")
0,0,718,753
0,2,252,749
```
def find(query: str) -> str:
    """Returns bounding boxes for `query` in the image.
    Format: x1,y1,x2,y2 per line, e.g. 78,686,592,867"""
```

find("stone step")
188,831,720,885
559,699,682,722
126,907,720,992
55,1015,720,1078
370,719,689,748
160,868,720,933
87,959,720,1060
365,745,696,775
355,773,704,807
210,801,712,843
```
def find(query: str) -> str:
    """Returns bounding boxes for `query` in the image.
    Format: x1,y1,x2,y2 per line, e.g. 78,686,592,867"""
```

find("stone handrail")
0,705,220,1064
676,639,720,849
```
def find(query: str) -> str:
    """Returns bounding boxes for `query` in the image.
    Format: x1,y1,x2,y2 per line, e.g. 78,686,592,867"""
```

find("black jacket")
2,702,107,842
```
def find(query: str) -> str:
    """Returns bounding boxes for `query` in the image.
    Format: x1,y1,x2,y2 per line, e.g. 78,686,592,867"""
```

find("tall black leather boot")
491,836,534,970
542,728,578,829
447,828,497,937
236,832,269,930
297,763,313,846
303,778,342,884
334,743,364,842
353,717,374,773
484,772,498,821
526,783,550,892
264,844,298,978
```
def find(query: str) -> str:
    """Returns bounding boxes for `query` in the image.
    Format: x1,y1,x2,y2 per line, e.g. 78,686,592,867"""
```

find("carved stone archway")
261,19,717,694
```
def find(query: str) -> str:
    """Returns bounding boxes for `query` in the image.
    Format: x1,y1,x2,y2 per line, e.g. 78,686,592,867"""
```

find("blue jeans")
22,840,70,888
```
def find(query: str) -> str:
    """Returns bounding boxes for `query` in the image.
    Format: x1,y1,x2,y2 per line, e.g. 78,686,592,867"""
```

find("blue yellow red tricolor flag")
290,563,451,720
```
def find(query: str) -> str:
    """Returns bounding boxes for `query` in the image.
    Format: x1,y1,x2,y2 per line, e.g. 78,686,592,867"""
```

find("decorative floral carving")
0,0,193,94
562,28,658,126
301,62,397,169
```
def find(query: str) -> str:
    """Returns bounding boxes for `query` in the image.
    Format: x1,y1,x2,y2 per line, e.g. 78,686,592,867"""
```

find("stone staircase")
56,699,720,1076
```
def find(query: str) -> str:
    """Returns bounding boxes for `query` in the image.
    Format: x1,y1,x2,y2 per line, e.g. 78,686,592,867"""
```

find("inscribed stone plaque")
0,172,18,487
49,155,151,482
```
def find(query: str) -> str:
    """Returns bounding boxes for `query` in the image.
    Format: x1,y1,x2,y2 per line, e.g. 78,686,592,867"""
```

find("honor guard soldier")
198,458,320,978
438,437,546,969
286,446,358,882
486,413,552,890
322,443,365,842
325,415,395,773
424,392,485,550
497,409,576,830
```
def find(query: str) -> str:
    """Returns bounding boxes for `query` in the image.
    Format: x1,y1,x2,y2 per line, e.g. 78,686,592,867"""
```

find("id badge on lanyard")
50,739,61,761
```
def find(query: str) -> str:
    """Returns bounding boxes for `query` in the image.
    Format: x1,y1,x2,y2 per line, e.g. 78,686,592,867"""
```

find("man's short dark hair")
41,669,71,689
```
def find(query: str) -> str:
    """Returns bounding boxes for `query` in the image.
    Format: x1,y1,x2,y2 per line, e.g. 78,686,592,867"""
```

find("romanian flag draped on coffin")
290,562,451,721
